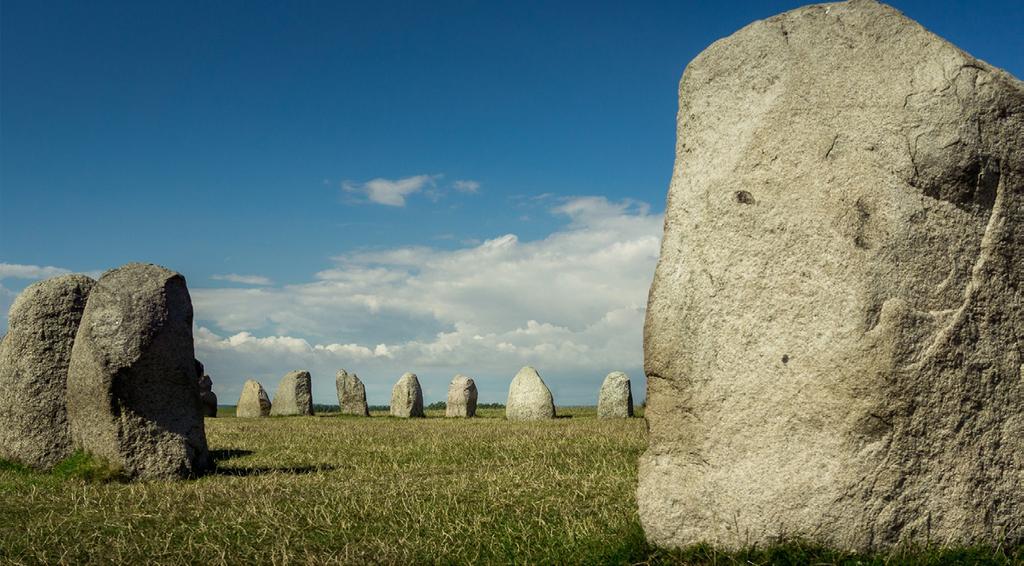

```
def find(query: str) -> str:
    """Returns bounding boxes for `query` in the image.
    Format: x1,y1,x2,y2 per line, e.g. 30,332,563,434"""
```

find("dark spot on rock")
734,191,755,205
781,354,790,364
853,198,873,250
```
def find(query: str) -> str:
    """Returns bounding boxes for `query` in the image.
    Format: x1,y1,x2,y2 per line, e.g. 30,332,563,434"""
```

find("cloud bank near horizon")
0,196,662,407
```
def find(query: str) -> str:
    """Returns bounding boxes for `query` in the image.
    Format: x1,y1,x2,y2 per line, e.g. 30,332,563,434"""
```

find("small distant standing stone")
445,374,478,418
236,379,272,418
336,369,369,416
66,263,210,480
390,372,424,418
270,370,314,416
597,371,633,418
0,274,95,470
196,360,218,418
506,366,555,421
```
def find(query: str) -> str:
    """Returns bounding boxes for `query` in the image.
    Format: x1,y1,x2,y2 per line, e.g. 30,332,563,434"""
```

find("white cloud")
0,263,72,280
191,196,662,406
211,273,273,285
343,174,438,206
453,180,480,193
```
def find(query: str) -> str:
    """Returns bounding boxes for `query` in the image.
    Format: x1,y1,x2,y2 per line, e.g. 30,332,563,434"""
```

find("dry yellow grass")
0,407,647,564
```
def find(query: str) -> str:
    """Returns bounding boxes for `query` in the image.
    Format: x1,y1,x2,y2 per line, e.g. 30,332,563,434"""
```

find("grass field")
0,408,1020,565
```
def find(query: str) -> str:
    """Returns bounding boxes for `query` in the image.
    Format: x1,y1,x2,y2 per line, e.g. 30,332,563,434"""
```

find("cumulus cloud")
452,180,480,193
0,263,72,280
211,273,273,285
343,174,438,206
191,196,662,406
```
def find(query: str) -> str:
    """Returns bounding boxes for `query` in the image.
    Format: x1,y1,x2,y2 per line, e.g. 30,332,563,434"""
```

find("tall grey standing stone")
390,372,424,418
66,264,210,479
505,366,555,420
0,275,94,469
639,0,1024,551
597,371,633,419
196,360,218,418
445,374,478,417
336,369,369,416
270,370,314,416
236,379,272,418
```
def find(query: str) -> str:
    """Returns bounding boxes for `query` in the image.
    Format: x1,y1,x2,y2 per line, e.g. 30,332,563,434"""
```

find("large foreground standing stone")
505,366,555,420
597,371,633,419
445,374,478,417
390,372,424,418
639,0,1024,551
66,263,210,479
236,380,272,417
0,275,95,469
336,369,369,416
196,360,218,418
270,370,314,416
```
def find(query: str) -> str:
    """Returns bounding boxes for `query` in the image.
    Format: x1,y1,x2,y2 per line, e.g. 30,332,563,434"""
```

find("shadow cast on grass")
210,464,336,477
208,448,335,477
208,449,254,462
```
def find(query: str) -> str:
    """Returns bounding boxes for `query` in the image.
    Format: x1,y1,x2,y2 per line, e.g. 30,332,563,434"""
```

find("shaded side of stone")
390,372,424,418
445,374,478,417
597,371,633,418
270,370,314,416
336,369,369,416
66,263,210,480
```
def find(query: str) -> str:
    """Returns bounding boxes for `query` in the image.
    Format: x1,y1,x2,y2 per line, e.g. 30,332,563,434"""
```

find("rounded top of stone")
8,273,95,325
285,370,311,378
514,366,543,380
603,371,630,384
451,374,475,385
98,262,183,284
397,372,419,384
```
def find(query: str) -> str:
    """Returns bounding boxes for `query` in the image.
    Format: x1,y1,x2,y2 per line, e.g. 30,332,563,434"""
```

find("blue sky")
2,0,1022,406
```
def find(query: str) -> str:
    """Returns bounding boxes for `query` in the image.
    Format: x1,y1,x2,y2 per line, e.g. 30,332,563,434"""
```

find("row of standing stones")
234,367,635,420
0,262,635,481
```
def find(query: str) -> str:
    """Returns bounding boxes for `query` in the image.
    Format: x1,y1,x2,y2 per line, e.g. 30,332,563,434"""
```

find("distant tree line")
317,402,508,412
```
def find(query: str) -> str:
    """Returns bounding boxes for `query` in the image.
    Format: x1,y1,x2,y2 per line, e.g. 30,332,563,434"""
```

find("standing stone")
236,379,272,418
335,369,369,416
445,374,478,417
0,275,94,470
390,372,424,418
505,366,555,420
597,371,633,419
270,370,314,416
196,360,218,418
639,0,1024,551
66,263,210,479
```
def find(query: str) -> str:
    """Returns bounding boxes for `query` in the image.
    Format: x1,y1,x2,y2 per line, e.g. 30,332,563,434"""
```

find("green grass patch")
0,459,32,475
50,451,125,483
0,409,1016,564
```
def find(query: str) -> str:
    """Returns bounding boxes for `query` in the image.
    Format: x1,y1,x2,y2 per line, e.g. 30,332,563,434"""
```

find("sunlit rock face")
639,0,1023,551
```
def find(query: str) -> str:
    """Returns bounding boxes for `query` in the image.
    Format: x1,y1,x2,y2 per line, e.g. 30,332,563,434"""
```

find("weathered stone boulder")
639,0,1024,551
236,379,272,418
336,369,369,416
270,370,314,416
66,263,210,479
196,360,218,418
505,366,555,420
390,372,424,418
445,374,478,417
597,371,633,419
0,275,94,469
